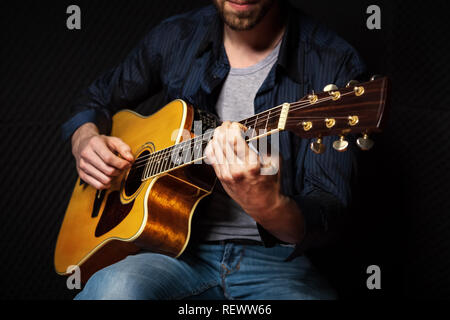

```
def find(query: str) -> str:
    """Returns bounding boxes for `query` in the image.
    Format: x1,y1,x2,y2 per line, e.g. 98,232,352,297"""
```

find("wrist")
71,122,99,154
247,192,288,224
251,194,305,244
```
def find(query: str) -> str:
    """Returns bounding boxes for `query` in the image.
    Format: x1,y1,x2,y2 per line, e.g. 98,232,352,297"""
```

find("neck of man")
223,2,286,68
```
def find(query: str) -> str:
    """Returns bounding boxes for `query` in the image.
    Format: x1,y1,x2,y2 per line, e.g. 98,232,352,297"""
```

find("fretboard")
139,105,284,181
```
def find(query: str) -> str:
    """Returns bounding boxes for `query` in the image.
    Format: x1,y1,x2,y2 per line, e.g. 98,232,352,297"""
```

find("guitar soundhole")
124,150,150,197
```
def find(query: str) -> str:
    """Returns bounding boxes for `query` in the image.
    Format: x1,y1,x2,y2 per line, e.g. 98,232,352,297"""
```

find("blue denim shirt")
62,4,367,260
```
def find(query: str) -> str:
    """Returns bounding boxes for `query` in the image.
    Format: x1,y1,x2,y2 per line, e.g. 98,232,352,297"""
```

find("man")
63,0,366,299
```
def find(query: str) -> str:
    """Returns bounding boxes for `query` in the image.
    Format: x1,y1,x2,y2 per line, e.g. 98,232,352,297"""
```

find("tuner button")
310,138,326,154
346,80,359,88
357,134,374,151
348,115,359,126
325,118,336,129
330,90,341,100
333,135,349,152
354,86,365,96
370,75,382,81
302,121,313,132
323,84,338,92
308,94,318,104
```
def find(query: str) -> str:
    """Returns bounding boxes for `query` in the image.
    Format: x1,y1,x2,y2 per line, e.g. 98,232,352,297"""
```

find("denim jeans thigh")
74,250,219,300
222,245,337,300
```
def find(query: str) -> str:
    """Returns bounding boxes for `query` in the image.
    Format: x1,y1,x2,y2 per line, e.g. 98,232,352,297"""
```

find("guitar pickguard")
91,189,106,218
95,191,134,237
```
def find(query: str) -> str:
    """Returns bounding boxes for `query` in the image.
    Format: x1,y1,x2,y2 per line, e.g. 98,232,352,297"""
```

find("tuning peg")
301,121,313,131
323,84,341,100
348,115,359,126
323,84,338,92
356,134,374,151
325,118,336,129
333,135,349,152
346,80,359,88
370,75,382,81
310,138,326,154
346,80,365,96
308,93,318,104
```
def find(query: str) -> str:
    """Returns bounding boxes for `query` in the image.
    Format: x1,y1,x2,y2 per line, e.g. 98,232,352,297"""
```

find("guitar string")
131,93,328,165
130,91,348,165
129,93,355,176
130,91,356,169
127,129,355,196
123,93,360,185
125,128,280,184
133,97,312,166
131,90,355,167
131,91,357,172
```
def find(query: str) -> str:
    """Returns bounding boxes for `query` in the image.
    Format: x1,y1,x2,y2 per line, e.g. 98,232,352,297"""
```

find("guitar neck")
140,105,286,181
239,104,286,132
139,76,390,180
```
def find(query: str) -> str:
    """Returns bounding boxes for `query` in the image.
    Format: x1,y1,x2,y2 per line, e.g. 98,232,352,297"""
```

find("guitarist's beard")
213,0,276,31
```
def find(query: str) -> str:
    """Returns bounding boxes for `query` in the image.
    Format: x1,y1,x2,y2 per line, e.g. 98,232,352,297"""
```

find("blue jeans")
75,242,337,300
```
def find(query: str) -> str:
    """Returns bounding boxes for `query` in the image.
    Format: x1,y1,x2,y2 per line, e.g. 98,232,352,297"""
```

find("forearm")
249,194,305,245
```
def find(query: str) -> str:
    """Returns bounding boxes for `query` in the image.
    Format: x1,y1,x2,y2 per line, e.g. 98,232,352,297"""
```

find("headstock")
284,76,390,153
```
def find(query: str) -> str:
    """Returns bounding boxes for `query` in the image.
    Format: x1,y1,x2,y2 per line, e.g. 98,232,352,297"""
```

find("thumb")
106,137,134,162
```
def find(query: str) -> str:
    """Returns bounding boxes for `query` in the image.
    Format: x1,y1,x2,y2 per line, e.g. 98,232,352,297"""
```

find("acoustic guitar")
54,76,390,282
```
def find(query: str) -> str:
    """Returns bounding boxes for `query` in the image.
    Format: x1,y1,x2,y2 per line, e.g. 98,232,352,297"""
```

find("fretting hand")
204,121,283,224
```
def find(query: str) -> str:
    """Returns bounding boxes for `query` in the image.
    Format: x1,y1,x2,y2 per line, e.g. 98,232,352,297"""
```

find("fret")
152,150,164,177
166,148,175,171
182,141,193,166
161,150,170,174
145,153,154,179
141,159,148,181
160,149,172,174
172,144,184,167
264,110,271,132
168,146,176,170
251,114,258,138
192,135,204,164
148,152,158,179
145,152,154,178
143,155,152,180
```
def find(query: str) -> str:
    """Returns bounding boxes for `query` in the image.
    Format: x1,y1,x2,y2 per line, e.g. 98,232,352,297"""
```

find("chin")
214,0,276,31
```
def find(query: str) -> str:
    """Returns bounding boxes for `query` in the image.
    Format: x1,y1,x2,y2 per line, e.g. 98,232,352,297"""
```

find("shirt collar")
195,8,224,62
276,7,303,83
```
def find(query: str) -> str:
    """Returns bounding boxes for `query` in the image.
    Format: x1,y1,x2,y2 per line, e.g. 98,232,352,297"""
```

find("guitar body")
54,100,216,282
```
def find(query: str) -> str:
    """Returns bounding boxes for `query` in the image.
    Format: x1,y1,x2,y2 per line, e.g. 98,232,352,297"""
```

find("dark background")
1,0,449,300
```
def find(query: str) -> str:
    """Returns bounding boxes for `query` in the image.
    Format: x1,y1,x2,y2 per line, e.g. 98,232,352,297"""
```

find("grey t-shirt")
199,42,281,242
